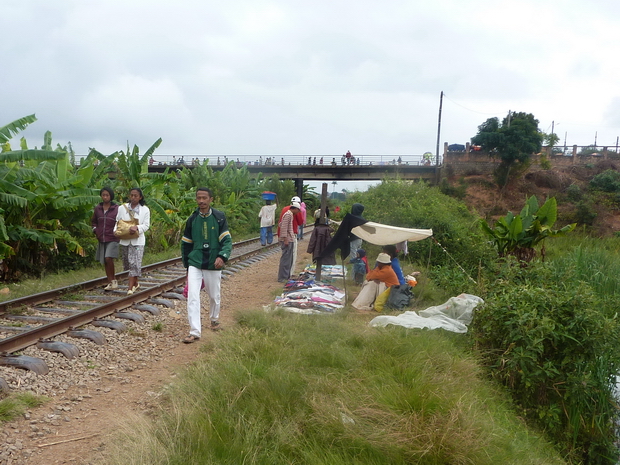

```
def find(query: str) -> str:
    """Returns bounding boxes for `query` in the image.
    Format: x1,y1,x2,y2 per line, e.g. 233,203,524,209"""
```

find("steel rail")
0,236,280,355
0,236,261,313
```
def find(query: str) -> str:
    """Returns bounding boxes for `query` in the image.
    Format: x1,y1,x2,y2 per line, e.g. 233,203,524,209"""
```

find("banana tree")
480,196,575,262
0,127,103,278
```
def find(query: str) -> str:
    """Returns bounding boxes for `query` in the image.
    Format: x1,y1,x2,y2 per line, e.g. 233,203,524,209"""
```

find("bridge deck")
148,162,440,181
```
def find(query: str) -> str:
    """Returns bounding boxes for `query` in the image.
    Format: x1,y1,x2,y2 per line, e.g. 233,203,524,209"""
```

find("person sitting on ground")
382,244,405,286
351,253,399,311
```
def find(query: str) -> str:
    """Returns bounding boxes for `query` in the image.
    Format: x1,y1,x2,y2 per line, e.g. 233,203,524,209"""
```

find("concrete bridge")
148,161,440,184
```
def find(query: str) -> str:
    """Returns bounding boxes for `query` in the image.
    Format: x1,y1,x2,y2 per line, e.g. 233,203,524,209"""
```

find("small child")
350,248,369,285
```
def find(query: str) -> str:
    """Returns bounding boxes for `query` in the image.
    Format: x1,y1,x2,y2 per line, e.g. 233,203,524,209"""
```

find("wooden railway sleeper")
0,355,49,375
36,340,80,359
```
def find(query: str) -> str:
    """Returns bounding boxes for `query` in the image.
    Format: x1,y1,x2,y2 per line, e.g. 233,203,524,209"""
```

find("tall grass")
106,310,564,464
546,234,620,297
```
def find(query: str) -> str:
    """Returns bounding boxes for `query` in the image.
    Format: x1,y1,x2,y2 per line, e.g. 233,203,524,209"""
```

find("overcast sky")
4,0,620,166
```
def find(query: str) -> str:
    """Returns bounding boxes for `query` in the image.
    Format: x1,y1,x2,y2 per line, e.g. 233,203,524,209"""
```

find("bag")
114,205,139,240
386,284,414,310
374,287,391,312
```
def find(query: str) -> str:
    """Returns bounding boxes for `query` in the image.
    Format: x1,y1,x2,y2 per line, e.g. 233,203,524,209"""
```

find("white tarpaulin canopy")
351,222,433,245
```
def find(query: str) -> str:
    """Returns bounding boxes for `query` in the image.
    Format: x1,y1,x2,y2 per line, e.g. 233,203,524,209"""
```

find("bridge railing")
140,154,441,167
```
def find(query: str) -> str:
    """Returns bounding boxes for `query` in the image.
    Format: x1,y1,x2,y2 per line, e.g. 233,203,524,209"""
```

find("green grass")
105,309,565,465
0,392,48,422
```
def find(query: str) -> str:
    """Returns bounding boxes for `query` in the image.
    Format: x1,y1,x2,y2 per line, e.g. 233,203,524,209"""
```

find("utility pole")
435,91,443,167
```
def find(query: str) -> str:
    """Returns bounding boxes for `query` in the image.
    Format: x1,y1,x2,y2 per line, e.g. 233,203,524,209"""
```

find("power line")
442,93,506,117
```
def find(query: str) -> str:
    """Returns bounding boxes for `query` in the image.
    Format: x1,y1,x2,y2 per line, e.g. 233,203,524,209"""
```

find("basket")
261,191,276,201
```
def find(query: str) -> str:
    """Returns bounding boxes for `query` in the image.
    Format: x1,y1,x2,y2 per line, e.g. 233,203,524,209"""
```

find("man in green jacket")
181,188,233,343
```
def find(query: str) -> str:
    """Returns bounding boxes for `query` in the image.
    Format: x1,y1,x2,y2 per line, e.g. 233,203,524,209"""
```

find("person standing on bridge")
181,188,232,343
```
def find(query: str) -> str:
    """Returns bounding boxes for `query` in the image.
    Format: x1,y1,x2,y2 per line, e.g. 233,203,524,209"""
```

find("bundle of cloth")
273,277,345,314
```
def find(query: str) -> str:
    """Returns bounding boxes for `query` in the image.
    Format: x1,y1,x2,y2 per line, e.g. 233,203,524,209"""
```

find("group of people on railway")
92,186,232,344
92,184,415,344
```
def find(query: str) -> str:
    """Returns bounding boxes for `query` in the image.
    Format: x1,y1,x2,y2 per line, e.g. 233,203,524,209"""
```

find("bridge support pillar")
294,178,304,200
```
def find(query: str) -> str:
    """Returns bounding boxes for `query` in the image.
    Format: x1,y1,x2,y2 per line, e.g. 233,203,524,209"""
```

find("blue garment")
391,257,405,286
260,226,273,246
350,257,367,276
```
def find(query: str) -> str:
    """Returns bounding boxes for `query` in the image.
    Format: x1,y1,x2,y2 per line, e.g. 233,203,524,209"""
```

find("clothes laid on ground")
369,294,484,333
302,264,346,279
272,277,345,314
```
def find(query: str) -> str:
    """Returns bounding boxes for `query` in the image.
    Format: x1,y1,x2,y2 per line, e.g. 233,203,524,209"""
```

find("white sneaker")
127,288,134,295
104,280,118,291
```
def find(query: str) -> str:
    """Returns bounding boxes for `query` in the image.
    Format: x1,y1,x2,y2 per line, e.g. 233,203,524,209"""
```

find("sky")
4,0,620,183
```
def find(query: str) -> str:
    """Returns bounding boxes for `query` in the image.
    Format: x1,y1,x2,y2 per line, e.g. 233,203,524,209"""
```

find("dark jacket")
91,203,120,243
181,208,233,270
307,224,336,265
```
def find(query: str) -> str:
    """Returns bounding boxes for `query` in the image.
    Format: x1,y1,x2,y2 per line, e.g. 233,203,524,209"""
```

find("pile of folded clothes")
273,276,345,314
301,264,346,280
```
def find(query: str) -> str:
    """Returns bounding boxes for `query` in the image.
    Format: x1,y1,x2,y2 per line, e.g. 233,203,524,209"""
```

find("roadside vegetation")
4,113,620,462
0,116,319,282
106,310,565,465
103,181,620,464
0,392,47,422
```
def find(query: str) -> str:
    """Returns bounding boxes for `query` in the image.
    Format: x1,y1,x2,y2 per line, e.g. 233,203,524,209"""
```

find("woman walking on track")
114,187,150,295
92,187,120,290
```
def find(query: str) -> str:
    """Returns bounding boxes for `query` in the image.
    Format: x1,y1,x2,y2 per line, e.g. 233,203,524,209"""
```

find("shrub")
590,169,620,192
471,264,620,463
439,178,467,200
574,200,597,226
566,184,582,202
347,180,495,274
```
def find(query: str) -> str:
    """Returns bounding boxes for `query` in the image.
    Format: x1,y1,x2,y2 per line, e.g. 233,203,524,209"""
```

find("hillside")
450,159,620,236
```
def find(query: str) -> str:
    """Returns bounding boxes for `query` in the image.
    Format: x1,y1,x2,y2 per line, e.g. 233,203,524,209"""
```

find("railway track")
0,236,284,389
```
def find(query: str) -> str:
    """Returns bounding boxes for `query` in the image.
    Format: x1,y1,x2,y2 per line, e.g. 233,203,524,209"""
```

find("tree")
471,111,543,185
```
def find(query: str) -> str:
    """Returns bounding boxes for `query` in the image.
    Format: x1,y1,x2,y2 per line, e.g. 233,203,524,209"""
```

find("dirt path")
2,244,322,465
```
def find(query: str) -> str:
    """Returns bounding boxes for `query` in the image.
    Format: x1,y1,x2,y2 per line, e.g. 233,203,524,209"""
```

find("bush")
439,178,467,200
471,263,620,463
590,169,620,192
566,184,582,202
574,200,597,226
346,180,496,275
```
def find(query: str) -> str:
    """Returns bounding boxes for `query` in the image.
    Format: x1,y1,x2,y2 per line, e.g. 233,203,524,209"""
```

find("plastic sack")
374,287,391,312
385,284,414,310
369,294,484,333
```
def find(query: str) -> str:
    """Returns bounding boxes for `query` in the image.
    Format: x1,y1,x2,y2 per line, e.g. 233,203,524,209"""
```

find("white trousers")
187,266,222,337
